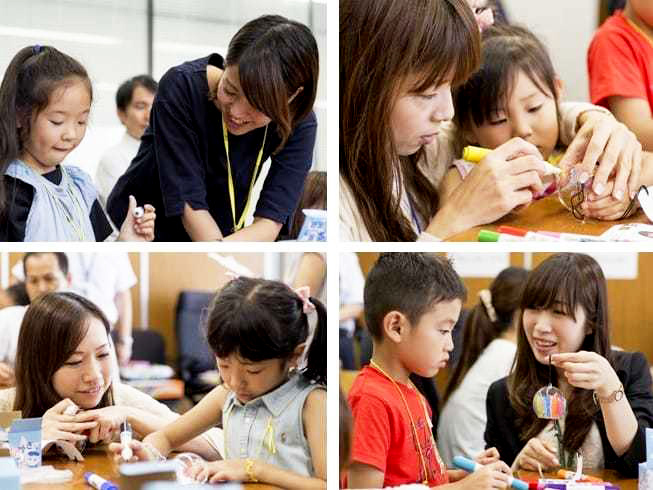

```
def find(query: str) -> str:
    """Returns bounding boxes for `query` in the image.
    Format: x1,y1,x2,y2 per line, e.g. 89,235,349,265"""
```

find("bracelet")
593,383,624,405
142,442,167,462
245,459,258,482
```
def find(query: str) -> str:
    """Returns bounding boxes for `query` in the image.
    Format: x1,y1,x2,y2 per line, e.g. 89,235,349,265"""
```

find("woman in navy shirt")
107,15,318,241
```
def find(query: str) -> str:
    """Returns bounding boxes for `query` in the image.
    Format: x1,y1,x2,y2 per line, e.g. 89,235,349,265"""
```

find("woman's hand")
83,406,127,444
559,112,643,201
428,138,552,238
475,447,501,465
551,351,622,398
118,195,156,241
514,437,559,471
42,399,98,443
454,461,511,489
581,180,637,220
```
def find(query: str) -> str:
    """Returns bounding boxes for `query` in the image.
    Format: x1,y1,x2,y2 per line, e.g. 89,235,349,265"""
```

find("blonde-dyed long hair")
340,0,480,241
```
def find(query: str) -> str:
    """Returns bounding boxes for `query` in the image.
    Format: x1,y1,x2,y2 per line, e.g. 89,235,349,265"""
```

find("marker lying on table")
556,469,604,483
497,226,560,241
452,456,529,490
462,145,562,175
526,479,619,489
498,226,605,242
84,472,118,490
478,230,526,242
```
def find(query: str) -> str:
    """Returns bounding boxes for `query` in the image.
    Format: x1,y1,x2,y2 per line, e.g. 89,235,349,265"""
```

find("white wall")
501,0,599,103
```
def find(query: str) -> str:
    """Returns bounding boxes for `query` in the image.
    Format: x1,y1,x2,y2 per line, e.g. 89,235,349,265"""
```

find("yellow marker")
462,145,491,162
461,145,561,175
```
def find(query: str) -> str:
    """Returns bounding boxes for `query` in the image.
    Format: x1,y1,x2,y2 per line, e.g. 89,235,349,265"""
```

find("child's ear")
288,342,306,368
554,76,565,100
382,311,406,344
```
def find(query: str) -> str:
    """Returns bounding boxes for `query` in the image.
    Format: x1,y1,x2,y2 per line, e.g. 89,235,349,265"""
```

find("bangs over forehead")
454,24,559,131
407,0,480,94
521,254,606,322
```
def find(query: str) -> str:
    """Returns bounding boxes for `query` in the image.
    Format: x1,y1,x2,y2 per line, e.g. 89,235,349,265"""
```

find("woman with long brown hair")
0,292,220,457
485,253,653,477
340,0,644,242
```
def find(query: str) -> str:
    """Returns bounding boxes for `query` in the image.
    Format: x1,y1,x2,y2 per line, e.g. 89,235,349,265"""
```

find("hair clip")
478,289,497,322
32,45,42,55
294,286,315,314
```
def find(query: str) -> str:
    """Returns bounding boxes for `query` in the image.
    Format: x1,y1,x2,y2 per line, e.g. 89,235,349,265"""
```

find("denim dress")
222,373,324,477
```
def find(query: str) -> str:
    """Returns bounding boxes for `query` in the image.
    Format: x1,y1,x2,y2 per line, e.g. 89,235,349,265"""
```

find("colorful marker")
84,472,118,490
496,226,560,241
478,230,526,242
462,145,561,175
452,456,529,490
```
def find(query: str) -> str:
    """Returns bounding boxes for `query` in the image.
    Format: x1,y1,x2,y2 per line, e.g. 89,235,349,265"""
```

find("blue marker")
84,472,118,490
453,456,528,490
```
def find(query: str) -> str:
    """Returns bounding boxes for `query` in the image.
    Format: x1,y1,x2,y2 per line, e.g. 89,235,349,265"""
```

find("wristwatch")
593,383,624,405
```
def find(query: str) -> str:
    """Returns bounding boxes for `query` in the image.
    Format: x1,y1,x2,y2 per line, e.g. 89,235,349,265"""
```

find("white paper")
447,253,510,278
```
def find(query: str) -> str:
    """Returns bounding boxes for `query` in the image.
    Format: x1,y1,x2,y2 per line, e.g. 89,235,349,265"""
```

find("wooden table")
447,195,647,241
516,469,637,489
23,448,281,489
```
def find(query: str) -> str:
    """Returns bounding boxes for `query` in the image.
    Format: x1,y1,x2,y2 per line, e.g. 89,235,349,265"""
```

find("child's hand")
118,195,156,241
455,461,511,489
581,180,637,220
200,459,255,484
560,112,642,201
551,351,621,398
475,447,501,465
108,439,154,463
42,399,98,443
514,437,558,471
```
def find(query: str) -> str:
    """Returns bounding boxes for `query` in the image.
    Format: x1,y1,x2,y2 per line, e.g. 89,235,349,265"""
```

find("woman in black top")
484,253,653,478
107,15,318,241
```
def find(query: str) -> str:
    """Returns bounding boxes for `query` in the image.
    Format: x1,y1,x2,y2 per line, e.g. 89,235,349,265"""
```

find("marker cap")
478,230,500,242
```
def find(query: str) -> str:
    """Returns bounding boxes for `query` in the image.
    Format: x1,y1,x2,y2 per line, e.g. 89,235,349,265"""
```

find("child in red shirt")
588,1,653,150
347,253,512,489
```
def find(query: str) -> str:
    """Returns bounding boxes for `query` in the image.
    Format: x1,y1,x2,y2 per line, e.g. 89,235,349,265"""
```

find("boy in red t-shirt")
347,253,512,489
588,0,653,150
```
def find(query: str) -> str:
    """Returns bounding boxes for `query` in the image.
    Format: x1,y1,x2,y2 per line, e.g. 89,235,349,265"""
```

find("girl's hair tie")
32,45,42,55
294,286,315,314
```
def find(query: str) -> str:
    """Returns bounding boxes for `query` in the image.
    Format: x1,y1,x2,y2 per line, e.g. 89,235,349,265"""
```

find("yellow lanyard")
369,360,443,485
222,116,268,232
